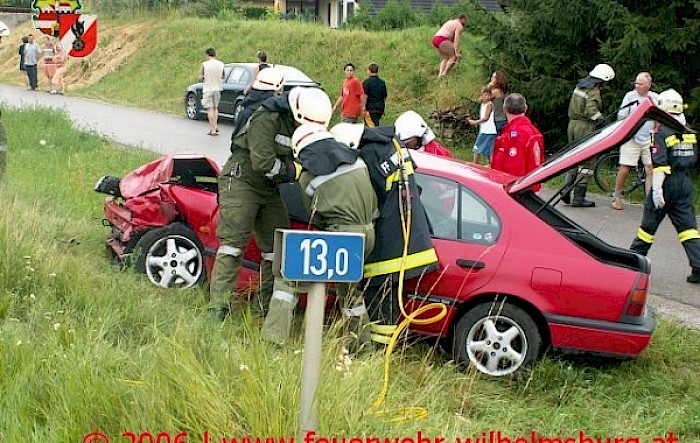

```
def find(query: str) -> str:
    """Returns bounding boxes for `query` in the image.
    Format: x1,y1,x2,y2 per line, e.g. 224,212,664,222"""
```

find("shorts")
43,63,57,80
432,35,449,49
473,133,497,156
619,139,652,166
202,90,221,109
341,115,361,123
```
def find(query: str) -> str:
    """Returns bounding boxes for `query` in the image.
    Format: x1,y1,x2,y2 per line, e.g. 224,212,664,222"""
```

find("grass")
0,16,481,155
2,106,700,442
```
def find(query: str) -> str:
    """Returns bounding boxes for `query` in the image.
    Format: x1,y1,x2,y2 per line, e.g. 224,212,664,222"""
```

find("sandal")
207,131,219,136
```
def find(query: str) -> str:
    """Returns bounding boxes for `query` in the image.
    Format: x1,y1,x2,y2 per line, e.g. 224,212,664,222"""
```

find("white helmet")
330,123,365,149
658,88,685,115
394,110,429,141
252,67,284,92
589,63,615,82
292,123,333,158
288,87,333,127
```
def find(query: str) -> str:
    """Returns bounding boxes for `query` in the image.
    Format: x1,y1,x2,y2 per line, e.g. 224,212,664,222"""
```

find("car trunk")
515,190,650,273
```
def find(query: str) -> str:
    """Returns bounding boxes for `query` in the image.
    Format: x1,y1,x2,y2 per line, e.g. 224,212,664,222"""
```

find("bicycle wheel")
594,152,620,195
594,152,643,195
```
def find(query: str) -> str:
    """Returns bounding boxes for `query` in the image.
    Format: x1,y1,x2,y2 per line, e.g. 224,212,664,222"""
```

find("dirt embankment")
0,18,147,91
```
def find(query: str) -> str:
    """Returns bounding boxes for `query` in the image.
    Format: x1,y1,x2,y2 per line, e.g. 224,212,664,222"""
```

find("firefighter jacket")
230,89,275,140
651,127,698,174
357,126,438,281
297,138,378,253
567,81,603,142
491,115,545,190
222,92,296,191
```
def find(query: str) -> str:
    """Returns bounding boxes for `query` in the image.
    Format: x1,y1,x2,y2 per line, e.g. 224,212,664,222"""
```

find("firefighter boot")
251,259,274,316
260,290,297,345
687,268,700,283
208,252,243,322
572,185,595,208
344,313,373,355
561,173,575,205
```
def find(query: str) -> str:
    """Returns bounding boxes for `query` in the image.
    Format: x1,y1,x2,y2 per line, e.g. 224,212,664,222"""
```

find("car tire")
133,223,206,289
453,301,542,377
185,93,204,120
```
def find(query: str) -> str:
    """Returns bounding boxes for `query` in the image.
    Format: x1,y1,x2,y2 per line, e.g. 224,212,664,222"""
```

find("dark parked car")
97,99,684,377
184,63,320,121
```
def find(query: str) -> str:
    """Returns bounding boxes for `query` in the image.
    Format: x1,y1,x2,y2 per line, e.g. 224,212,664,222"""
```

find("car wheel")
454,301,542,377
133,223,205,289
185,93,203,120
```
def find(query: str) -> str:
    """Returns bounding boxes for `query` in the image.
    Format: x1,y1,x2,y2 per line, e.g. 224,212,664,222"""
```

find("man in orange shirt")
332,63,364,123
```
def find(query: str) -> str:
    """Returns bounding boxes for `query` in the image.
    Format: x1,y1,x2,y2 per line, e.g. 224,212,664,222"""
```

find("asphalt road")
1,84,698,326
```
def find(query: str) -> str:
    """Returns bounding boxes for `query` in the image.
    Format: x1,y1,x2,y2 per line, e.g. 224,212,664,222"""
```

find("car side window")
227,67,249,86
415,173,500,244
459,186,500,244
415,173,459,239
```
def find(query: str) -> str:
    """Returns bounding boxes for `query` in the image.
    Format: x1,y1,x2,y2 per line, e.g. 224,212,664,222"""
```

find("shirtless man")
432,14,468,78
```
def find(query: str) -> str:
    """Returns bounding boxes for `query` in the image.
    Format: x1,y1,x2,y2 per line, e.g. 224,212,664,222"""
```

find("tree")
473,0,700,151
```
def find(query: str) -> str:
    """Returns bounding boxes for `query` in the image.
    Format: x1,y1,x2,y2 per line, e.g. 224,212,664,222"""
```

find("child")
468,86,497,165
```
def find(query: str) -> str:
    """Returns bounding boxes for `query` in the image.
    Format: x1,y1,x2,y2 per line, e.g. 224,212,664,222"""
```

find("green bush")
372,0,424,29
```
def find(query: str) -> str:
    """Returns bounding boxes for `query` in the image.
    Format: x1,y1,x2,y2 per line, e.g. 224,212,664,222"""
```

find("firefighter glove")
651,170,666,209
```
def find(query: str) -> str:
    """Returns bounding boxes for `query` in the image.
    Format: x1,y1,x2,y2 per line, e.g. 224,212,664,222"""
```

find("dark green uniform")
564,80,605,206
209,93,298,319
262,137,378,346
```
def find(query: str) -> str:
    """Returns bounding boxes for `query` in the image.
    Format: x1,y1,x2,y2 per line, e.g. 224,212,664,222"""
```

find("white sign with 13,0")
278,230,365,282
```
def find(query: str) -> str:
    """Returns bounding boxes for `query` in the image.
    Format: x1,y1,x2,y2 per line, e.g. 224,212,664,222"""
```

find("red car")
96,98,679,377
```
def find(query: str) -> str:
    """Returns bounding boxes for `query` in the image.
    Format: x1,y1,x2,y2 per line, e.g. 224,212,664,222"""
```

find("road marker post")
274,229,365,438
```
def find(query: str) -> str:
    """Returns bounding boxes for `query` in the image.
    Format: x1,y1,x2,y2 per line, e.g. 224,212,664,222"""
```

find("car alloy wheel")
134,223,205,289
454,301,542,377
185,93,202,120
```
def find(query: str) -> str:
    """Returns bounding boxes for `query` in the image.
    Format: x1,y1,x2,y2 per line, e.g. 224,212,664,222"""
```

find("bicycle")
593,149,646,196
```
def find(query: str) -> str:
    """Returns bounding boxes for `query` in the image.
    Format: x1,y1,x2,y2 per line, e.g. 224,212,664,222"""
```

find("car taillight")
626,274,649,317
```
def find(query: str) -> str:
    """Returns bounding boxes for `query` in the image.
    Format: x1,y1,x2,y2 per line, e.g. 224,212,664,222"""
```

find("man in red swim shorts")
432,13,468,78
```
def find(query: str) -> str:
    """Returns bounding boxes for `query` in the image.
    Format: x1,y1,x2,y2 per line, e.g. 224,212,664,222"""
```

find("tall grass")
2,107,700,442
0,16,482,156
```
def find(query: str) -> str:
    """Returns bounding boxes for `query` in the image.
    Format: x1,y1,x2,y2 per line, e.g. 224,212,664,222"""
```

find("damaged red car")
97,98,679,377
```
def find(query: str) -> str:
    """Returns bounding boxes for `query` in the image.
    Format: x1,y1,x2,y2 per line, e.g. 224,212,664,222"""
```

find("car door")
221,65,250,116
408,173,507,329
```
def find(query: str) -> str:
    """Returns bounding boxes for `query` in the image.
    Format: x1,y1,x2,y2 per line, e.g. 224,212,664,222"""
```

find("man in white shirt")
200,47,225,136
612,72,657,210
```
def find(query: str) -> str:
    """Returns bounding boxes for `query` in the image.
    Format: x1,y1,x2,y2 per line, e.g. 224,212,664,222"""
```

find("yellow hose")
369,139,448,423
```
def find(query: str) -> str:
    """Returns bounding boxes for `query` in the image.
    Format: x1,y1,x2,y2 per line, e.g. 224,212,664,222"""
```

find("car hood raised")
508,98,691,194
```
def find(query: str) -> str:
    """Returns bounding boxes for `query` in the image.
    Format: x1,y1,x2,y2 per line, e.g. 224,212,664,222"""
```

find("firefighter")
330,123,438,346
231,67,285,139
209,86,333,323
630,89,700,283
563,63,615,207
394,110,453,158
268,123,378,348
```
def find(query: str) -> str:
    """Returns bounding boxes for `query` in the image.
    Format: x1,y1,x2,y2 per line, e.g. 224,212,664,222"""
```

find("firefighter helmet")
589,64,615,82
288,87,333,127
292,123,333,158
658,89,685,115
330,123,365,149
252,67,284,92
394,110,429,141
